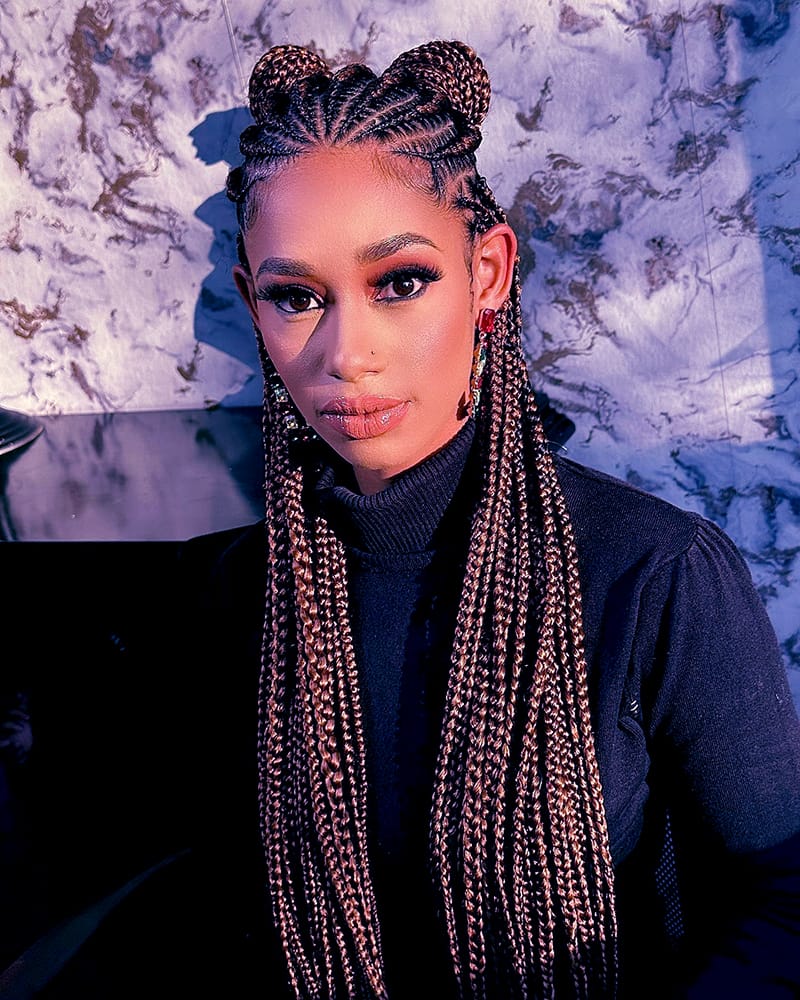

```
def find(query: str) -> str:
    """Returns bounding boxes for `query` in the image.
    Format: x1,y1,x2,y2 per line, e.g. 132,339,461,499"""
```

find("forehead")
245,145,468,255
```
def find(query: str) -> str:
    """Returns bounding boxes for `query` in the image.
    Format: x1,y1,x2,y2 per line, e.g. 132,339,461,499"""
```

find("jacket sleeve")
638,517,800,997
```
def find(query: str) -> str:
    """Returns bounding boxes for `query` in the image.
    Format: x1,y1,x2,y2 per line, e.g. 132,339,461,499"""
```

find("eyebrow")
357,232,441,264
255,257,312,279
254,232,441,280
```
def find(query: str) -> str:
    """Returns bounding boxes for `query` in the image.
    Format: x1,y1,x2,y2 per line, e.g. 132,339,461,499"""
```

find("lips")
318,396,410,440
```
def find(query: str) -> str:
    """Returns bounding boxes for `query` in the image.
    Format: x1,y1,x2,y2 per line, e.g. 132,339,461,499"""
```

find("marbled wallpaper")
1,1,798,694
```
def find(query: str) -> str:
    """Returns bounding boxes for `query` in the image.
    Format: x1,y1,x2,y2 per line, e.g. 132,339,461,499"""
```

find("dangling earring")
264,363,318,456
467,307,495,418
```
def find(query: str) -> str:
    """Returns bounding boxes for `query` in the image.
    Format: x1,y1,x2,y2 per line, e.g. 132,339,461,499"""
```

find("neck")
315,419,477,554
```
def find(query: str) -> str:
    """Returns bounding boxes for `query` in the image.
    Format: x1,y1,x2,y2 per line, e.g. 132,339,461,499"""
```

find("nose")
321,302,381,382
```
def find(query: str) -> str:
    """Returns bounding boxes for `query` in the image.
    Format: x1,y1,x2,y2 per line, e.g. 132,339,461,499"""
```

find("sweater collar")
314,419,476,554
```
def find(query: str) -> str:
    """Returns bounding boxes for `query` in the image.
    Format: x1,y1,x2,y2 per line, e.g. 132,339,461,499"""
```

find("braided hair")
227,40,617,999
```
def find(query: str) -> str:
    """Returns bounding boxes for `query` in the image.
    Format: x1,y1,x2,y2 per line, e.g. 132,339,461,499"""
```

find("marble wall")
1,1,798,693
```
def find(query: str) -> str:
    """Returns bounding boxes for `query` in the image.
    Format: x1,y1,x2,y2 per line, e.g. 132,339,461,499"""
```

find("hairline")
237,140,479,275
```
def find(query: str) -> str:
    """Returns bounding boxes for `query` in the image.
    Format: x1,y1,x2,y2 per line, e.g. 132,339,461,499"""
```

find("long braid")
231,40,617,998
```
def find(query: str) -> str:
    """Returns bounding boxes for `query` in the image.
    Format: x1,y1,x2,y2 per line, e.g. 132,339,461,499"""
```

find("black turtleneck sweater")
312,421,478,994
315,420,476,864
170,421,800,999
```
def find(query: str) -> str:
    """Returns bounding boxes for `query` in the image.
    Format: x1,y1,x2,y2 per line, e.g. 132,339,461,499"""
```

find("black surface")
0,542,187,973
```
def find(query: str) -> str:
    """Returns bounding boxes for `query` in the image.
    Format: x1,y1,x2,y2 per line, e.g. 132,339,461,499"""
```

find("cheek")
405,337,471,414
270,353,309,402
257,326,306,403
270,354,322,429
257,314,308,377
420,318,474,381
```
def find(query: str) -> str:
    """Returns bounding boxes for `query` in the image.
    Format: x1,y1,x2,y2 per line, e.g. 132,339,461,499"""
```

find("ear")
470,223,517,314
232,264,261,329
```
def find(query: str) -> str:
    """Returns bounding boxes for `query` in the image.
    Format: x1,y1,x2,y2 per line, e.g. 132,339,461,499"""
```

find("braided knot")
383,40,491,128
249,44,331,123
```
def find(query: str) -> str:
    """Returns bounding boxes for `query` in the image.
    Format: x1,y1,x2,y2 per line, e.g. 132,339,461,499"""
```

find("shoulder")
553,453,704,560
549,453,759,615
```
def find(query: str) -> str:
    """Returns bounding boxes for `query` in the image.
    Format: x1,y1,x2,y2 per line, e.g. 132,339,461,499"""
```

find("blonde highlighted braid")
228,40,617,999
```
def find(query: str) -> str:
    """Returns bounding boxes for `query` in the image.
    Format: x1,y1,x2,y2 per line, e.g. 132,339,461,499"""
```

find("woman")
179,40,800,999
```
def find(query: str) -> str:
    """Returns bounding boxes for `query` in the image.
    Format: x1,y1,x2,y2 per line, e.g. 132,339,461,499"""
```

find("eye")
374,265,442,302
382,275,422,299
256,284,324,315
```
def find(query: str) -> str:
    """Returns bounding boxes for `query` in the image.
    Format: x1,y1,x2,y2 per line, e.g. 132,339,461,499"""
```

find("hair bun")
248,44,331,123
383,40,490,128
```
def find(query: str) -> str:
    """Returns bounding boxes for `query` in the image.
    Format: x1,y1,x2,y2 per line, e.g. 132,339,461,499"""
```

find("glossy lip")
318,395,410,440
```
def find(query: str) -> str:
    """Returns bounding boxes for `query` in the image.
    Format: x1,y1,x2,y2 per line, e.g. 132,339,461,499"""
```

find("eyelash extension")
254,263,443,310
372,264,443,291
255,283,324,306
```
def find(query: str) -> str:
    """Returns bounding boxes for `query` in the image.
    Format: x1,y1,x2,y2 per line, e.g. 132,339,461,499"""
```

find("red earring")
478,308,496,334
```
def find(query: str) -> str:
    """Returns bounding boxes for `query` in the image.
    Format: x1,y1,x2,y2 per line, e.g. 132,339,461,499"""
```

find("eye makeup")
255,283,324,314
372,264,443,301
255,262,444,314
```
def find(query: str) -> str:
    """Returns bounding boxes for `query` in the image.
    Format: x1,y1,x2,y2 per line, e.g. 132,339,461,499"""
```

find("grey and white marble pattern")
1,0,798,698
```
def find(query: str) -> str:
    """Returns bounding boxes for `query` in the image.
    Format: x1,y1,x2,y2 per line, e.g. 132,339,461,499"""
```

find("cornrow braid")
230,39,617,999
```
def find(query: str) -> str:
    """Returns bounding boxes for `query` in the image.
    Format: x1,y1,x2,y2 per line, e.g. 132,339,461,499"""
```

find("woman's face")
235,146,478,495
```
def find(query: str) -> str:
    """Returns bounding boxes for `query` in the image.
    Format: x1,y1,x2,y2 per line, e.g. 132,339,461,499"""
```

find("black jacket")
20,430,800,999
168,431,800,998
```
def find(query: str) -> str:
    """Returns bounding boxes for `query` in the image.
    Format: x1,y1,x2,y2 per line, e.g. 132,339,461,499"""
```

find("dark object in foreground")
0,408,44,459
